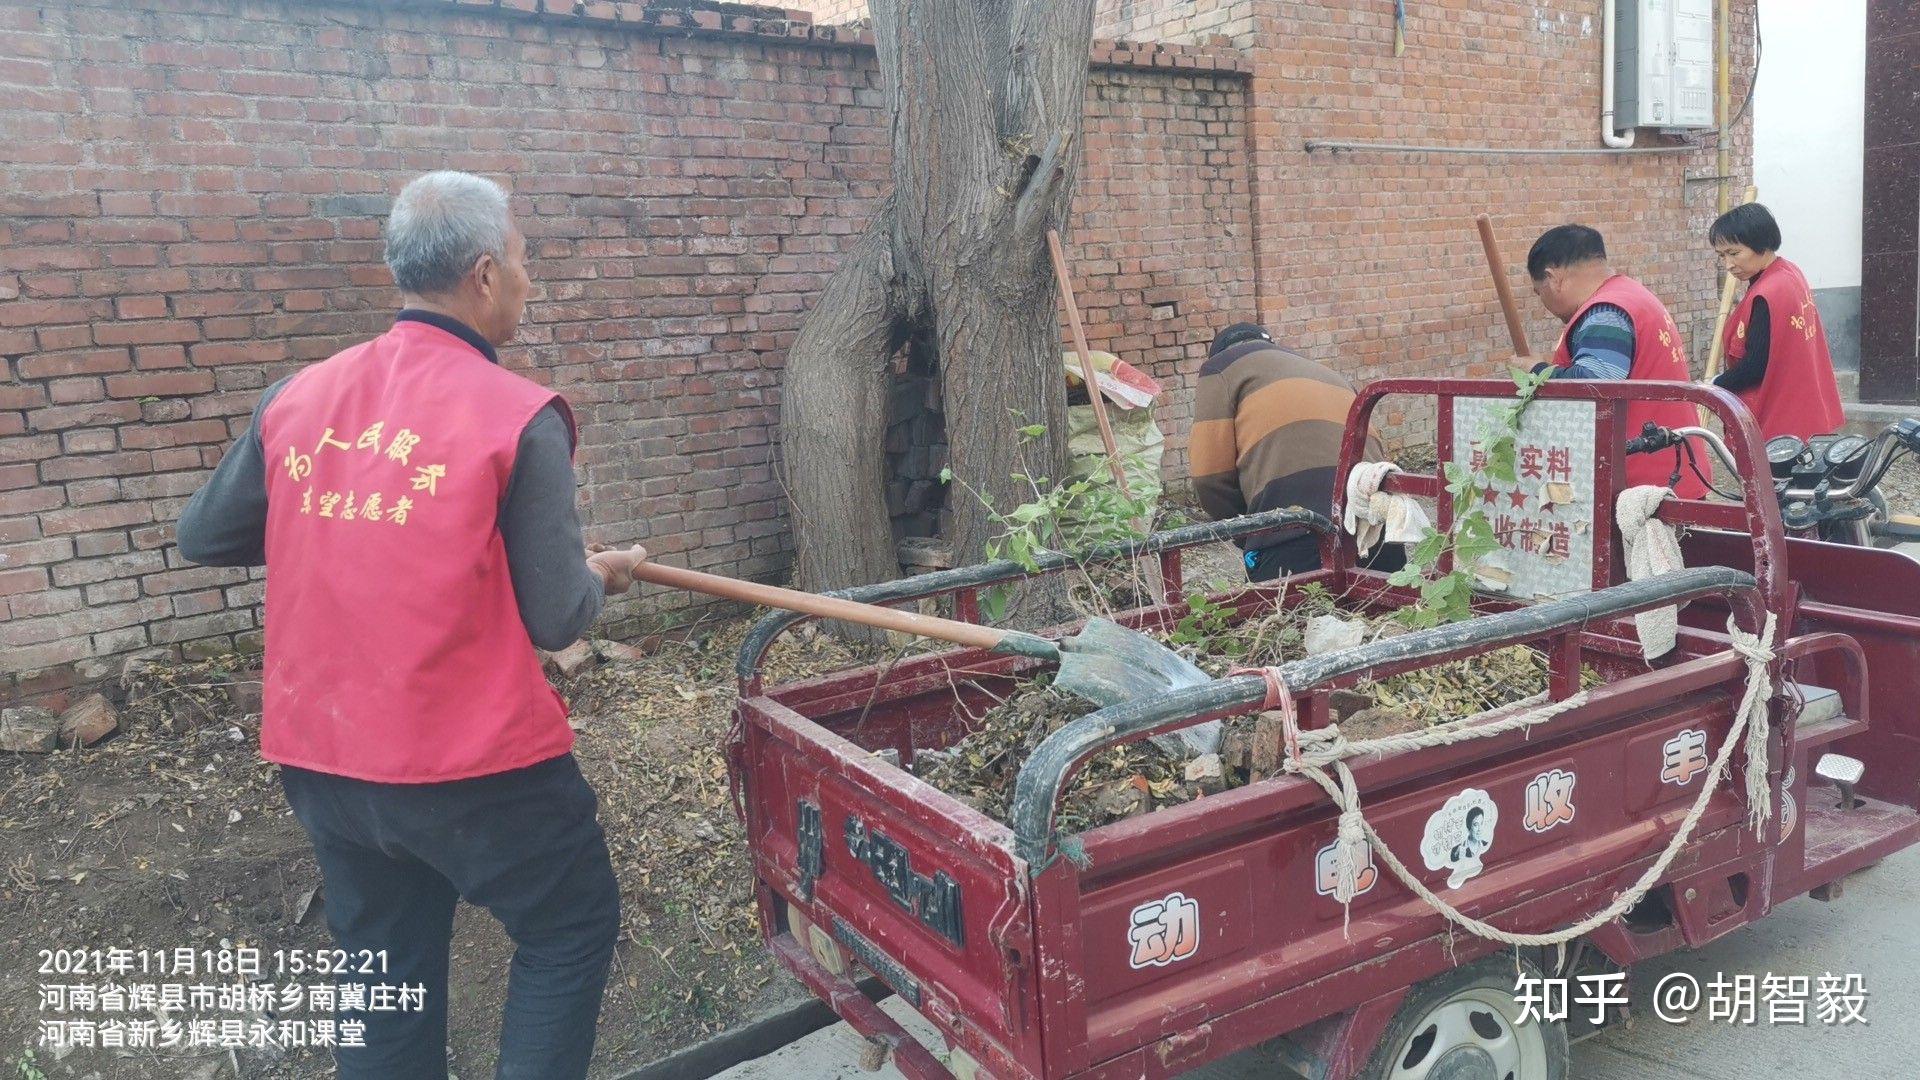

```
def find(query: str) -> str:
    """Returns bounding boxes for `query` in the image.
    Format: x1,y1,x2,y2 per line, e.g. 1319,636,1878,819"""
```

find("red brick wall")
0,0,1254,697
1072,62,1255,473
1095,0,1255,44
1241,0,1756,416
770,0,1759,440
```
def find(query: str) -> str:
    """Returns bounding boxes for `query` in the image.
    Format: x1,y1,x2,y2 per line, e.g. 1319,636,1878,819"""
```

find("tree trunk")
780,0,1099,597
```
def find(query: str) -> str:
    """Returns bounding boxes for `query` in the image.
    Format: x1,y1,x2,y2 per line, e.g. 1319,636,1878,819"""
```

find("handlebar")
1627,419,1920,503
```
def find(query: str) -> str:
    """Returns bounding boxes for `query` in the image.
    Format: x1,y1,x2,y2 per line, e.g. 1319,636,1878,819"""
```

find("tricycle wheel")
1353,957,1567,1080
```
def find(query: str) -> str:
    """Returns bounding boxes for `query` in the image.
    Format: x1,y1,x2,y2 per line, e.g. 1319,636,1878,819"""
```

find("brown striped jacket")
1190,341,1377,547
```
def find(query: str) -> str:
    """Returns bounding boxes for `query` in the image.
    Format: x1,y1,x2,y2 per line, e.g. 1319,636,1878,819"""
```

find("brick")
105,370,216,398
39,502,153,536
16,348,130,379
48,377,104,404
119,419,230,450
75,532,129,557
141,565,246,596
58,693,119,747
113,295,169,319
1,640,90,677
50,551,164,588
93,320,201,346
0,464,37,491
27,399,142,432
34,325,93,353
0,435,59,465
1,706,59,753
40,452,153,483
0,566,48,596
0,384,48,409
0,487,64,517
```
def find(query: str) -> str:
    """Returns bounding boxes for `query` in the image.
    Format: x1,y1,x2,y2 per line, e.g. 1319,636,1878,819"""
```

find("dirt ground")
0,535,1250,1080
0,619,878,1080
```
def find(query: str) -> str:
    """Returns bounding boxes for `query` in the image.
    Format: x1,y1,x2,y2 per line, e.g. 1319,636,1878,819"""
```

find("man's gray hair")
384,171,513,296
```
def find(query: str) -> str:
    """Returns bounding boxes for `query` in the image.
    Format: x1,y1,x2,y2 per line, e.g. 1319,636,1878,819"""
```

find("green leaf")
939,466,953,483
1410,529,1447,567
980,587,1009,623
1020,424,1047,438
1387,564,1425,588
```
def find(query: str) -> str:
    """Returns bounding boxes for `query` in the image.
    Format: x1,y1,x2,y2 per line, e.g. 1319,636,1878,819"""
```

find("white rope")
1280,613,1778,946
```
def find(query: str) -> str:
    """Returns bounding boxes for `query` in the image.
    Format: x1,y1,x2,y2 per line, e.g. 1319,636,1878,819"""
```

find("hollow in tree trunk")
780,0,1099,602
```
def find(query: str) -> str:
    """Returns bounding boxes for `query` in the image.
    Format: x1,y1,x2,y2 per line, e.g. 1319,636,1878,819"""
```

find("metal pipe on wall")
1718,0,1733,213
1602,0,1637,148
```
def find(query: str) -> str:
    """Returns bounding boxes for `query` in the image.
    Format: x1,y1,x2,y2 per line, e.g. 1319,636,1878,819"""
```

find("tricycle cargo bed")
728,380,1920,1080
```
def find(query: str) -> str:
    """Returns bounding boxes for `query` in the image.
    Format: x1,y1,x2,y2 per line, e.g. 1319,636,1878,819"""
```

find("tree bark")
780,0,1099,597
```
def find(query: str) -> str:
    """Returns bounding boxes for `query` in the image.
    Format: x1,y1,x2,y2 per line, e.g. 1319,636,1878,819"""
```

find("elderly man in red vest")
178,171,647,1080
1524,224,1712,499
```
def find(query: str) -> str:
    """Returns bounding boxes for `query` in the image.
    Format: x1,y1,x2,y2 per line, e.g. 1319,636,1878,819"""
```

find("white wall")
1753,0,1865,291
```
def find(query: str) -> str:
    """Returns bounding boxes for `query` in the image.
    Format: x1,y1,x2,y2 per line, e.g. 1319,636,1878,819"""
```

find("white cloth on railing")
1343,462,1433,558
1616,485,1682,660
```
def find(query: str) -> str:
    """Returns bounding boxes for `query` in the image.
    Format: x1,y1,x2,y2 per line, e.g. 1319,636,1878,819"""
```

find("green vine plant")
1385,367,1553,628
939,418,1157,623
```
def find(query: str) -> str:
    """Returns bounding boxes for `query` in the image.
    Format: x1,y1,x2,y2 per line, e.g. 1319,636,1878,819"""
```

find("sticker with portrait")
1421,788,1499,890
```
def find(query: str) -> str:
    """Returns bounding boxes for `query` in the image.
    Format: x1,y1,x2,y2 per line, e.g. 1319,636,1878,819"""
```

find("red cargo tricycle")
727,379,1920,1079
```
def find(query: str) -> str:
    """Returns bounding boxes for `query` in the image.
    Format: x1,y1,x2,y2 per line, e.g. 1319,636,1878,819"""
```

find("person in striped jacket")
1191,323,1405,580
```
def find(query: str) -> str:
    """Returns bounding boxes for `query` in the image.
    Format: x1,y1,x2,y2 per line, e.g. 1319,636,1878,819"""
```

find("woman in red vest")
1709,202,1847,440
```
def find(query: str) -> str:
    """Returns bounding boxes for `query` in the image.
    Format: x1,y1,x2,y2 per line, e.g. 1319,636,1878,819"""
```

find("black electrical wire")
1672,440,1742,502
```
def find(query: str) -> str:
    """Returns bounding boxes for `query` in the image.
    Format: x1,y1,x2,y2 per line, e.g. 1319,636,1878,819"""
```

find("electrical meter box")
1615,0,1716,129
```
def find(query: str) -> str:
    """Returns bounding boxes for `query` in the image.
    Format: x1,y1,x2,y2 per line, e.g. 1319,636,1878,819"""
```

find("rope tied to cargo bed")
1269,612,1778,946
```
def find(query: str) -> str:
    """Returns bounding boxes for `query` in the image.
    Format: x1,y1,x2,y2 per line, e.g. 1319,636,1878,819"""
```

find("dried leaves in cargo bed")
911,678,1199,831
910,595,1596,833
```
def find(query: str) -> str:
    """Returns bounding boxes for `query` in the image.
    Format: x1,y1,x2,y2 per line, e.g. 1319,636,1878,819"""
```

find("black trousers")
1245,534,1408,582
280,754,621,1080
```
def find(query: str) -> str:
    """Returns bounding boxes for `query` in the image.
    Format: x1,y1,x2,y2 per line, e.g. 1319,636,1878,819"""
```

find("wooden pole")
1046,228,1163,601
1476,214,1533,359
1047,228,1134,502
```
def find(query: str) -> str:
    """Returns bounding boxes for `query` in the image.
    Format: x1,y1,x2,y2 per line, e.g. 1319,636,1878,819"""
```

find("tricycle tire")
1352,956,1568,1080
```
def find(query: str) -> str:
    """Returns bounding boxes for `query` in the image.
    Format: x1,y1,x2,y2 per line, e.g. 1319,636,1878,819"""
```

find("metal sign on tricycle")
1451,396,1597,601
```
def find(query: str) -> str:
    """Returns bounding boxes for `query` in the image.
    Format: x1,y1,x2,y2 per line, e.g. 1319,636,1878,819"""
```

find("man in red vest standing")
177,171,647,1080
1523,224,1711,499
1708,202,1846,440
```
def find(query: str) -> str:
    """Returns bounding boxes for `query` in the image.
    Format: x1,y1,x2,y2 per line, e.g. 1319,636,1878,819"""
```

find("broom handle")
1477,213,1532,358
1703,185,1762,423
631,562,1010,651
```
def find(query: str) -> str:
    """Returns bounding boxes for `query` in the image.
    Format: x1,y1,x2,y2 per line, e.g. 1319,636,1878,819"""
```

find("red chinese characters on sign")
1127,892,1200,970
1660,729,1710,786
1523,769,1577,833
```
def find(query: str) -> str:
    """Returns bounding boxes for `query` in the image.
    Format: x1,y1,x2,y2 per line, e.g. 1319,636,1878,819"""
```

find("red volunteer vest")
257,320,575,782
1552,275,1711,499
1721,257,1845,441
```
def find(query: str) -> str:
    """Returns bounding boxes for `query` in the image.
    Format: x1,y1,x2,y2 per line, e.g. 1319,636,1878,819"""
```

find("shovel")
633,562,1219,755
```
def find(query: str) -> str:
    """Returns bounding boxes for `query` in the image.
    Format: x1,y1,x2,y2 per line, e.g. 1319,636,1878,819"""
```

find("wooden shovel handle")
631,561,1011,652
1476,213,1532,358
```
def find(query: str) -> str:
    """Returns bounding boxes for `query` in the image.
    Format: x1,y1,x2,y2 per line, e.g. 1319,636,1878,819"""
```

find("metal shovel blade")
1054,618,1221,757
